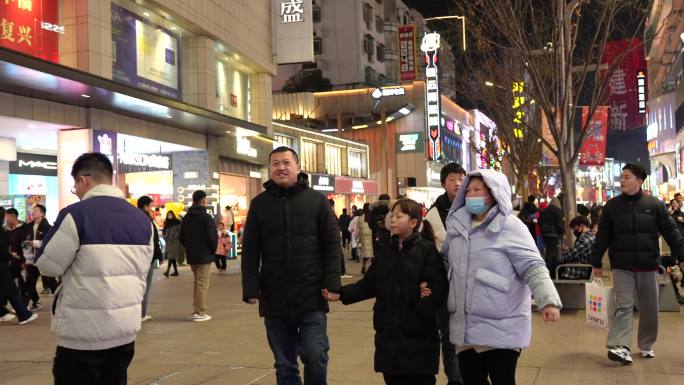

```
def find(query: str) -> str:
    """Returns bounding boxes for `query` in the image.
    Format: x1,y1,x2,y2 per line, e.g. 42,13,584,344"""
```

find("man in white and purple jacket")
36,152,154,385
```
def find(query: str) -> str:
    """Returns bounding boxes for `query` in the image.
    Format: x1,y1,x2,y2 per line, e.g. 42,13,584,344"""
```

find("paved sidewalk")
1,259,684,385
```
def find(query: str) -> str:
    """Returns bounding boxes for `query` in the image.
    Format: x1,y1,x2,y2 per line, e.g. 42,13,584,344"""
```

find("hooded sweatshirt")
444,169,562,350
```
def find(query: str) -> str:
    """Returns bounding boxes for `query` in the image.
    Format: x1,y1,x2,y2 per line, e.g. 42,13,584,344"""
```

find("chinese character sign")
273,0,313,64
280,0,304,23
398,25,416,82
579,106,609,166
511,81,526,140
422,33,442,161
601,39,647,131
0,0,59,62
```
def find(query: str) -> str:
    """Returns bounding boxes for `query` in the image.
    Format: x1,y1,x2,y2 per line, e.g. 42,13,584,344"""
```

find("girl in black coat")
324,199,448,385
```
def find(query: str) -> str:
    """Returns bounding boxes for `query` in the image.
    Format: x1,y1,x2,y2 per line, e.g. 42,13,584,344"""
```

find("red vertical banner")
579,106,609,166
398,25,417,82
0,0,60,63
600,39,647,131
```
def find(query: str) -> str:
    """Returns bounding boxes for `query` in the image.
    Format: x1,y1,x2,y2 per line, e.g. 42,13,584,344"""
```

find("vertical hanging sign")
273,0,313,64
422,33,442,161
398,25,417,82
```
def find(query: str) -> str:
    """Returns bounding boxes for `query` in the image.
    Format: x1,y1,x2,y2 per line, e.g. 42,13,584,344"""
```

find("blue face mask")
465,197,489,215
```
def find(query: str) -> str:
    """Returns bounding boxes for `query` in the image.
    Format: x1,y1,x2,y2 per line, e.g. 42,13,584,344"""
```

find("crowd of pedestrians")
3,148,684,385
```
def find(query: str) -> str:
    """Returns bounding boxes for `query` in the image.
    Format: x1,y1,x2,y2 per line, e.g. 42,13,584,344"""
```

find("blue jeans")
264,311,329,385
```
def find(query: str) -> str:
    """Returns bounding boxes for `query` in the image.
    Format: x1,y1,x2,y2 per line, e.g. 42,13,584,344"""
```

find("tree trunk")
558,162,577,245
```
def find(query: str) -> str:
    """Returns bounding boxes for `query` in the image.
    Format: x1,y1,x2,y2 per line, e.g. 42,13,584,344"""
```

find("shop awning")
0,47,268,137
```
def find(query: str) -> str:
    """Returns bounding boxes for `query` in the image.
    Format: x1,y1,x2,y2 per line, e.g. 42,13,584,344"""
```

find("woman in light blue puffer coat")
443,169,562,385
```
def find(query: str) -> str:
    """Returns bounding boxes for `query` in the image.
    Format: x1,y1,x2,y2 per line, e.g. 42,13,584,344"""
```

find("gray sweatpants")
606,269,659,351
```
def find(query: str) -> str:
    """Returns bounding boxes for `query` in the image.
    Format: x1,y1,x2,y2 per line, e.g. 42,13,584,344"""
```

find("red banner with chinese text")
579,106,609,166
0,0,59,63
398,25,417,82
600,39,646,131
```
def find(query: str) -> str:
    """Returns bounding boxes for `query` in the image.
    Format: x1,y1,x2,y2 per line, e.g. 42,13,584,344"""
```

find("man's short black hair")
527,195,536,203
675,193,682,198
193,190,207,204
269,146,299,164
6,208,18,217
569,215,590,229
342,208,347,213
329,199,335,207
34,204,46,214
622,163,648,181
71,152,113,182
440,163,466,185
137,196,153,210
379,194,391,201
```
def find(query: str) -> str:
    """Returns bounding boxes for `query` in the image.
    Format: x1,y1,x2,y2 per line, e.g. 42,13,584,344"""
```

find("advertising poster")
0,0,60,62
600,38,647,131
111,4,181,99
579,106,609,166
398,25,417,82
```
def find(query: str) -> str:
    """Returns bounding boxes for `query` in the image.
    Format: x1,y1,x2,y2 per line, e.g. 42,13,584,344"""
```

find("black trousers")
542,236,560,275
166,259,178,274
383,374,436,385
24,265,41,305
458,349,520,385
341,231,351,248
53,342,135,385
215,254,227,270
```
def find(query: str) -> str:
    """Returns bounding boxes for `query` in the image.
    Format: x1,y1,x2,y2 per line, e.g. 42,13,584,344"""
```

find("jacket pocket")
467,268,514,319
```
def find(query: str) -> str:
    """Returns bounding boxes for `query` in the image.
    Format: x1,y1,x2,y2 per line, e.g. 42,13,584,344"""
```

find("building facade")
645,0,684,196
272,0,457,99
0,0,278,226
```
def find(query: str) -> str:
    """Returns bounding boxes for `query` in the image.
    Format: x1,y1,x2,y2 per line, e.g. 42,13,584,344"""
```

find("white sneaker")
608,347,633,365
19,313,38,325
341,274,353,279
192,313,202,321
192,314,212,322
141,315,152,323
0,313,16,323
640,350,655,358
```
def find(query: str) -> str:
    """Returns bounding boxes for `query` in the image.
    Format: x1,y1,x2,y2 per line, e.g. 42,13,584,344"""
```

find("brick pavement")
1,259,684,385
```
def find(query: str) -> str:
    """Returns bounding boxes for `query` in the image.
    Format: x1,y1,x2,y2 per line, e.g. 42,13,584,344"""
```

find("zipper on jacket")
283,196,292,307
630,201,637,262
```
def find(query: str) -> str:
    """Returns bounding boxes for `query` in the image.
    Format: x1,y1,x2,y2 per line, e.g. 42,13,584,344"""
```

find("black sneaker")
29,302,42,311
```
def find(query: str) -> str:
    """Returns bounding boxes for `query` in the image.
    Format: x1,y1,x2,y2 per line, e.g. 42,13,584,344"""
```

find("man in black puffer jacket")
242,146,342,385
591,163,684,365
180,190,218,322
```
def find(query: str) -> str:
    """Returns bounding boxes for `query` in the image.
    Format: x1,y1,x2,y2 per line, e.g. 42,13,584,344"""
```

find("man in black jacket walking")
242,146,342,385
592,164,684,365
180,190,218,322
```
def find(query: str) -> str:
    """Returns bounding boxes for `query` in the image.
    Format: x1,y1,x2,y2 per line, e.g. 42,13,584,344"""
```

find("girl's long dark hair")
391,198,436,245
164,210,180,228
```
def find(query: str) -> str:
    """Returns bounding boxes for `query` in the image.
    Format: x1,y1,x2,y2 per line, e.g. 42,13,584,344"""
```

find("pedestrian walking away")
180,190,219,322
444,169,562,385
539,197,565,274
591,163,684,365
138,196,163,323
242,146,342,385
35,152,154,385
163,211,182,277
327,198,448,385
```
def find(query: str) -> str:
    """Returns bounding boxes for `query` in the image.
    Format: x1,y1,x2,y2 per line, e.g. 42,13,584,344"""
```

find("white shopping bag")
585,278,615,330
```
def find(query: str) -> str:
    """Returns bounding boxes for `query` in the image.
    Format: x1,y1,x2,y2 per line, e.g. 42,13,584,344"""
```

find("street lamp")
423,15,467,51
